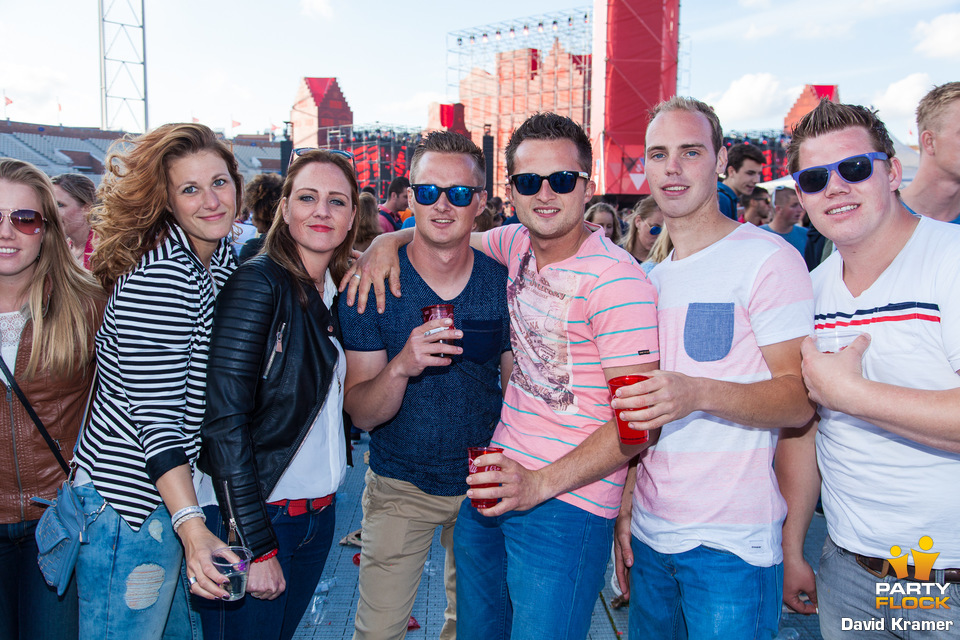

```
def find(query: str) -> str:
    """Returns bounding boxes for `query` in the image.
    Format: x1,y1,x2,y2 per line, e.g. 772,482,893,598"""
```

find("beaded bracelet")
254,549,278,563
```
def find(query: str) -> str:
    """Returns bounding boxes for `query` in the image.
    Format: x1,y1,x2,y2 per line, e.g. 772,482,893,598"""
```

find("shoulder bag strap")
0,357,70,475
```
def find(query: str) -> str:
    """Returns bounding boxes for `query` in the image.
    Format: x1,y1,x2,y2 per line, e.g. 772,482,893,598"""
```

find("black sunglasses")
411,184,481,207
791,152,888,194
509,171,589,196
0,208,45,235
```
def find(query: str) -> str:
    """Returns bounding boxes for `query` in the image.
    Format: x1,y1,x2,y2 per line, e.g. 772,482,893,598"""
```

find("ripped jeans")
73,484,201,640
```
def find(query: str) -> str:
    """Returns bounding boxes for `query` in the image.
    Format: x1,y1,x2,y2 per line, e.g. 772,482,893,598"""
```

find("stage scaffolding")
447,7,593,198
314,123,422,197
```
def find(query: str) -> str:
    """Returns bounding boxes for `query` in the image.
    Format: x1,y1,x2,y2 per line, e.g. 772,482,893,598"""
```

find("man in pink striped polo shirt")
612,96,815,639
345,113,660,640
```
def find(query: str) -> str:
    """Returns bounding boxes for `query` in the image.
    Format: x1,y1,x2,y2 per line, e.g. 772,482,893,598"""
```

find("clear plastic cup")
211,546,253,601
815,329,864,353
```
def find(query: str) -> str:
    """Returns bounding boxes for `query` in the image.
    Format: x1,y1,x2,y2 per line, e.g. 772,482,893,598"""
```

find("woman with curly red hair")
74,123,242,639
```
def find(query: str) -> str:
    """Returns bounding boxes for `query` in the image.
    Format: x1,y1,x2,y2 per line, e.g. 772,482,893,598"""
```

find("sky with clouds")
0,0,956,145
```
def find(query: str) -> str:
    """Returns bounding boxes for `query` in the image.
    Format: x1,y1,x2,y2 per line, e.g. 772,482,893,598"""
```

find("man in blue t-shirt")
761,186,808,253
378,176,409,232
338,131,511,640
719,143,766,219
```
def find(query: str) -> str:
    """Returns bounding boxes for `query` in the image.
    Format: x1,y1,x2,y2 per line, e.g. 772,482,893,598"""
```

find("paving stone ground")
294,435,826,639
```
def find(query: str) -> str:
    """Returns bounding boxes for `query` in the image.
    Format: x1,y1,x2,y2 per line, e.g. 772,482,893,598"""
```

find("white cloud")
914,13,960,58
872,73,933,139
708,73,802,130
744,22,778,40
872,73,932,119
795,20,851,39
300,0,334,19
691,0,947,44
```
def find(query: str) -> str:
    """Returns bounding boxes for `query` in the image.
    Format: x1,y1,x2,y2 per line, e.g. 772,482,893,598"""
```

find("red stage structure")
784,84,840,133
590,0,679,196
446,1,680,198
449,9,593,198
290,77,353,149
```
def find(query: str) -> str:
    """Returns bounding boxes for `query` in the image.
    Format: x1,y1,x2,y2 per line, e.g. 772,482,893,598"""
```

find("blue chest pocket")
683,302,735,362
461,319,503,364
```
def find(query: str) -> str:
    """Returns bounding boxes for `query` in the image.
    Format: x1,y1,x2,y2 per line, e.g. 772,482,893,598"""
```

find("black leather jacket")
198,255,350,558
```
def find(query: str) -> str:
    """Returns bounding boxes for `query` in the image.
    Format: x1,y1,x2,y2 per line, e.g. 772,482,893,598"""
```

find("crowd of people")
0,80,957,640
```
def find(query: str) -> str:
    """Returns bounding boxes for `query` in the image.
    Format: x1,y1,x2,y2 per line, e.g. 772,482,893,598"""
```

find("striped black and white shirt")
75,223,235,530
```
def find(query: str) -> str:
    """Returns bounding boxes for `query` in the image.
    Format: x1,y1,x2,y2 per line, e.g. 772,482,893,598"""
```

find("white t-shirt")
0,311,25,385
631,223,814,567
814,216,960,566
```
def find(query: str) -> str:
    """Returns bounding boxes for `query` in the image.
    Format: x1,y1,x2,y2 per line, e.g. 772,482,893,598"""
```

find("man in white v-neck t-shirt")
779,99,960,639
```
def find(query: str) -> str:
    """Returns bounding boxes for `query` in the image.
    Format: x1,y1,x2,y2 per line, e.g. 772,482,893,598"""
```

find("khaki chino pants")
353,468,463,640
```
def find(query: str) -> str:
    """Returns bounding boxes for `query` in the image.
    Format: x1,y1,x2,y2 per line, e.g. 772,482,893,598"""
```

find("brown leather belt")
268,494,334,517
856,554,960,584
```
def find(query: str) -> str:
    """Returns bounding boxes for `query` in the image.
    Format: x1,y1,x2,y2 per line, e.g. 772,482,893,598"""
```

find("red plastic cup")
608,374,650,445
422,304,455,346
422,304,454,323
467,446,503,509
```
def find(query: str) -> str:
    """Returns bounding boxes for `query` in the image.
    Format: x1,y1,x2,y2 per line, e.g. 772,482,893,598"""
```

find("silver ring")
188,576,198,586
352,273,362,280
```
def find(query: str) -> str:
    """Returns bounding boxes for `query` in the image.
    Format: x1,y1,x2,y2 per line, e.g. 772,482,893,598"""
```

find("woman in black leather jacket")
194,150,358,640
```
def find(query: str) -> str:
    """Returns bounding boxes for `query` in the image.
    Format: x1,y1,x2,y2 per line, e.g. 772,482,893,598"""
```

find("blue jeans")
0,518,79,640
453,497,613,640
194,501,336,640
628,537,783,640
73,484,200,640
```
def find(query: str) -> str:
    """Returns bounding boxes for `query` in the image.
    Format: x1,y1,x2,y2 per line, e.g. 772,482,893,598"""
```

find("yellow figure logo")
887,536,940,581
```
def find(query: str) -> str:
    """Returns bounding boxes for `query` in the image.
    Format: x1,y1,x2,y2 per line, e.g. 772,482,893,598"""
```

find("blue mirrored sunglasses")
411,184,480,207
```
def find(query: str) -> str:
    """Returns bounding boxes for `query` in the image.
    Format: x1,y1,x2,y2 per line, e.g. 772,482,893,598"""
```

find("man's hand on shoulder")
338,229,413,313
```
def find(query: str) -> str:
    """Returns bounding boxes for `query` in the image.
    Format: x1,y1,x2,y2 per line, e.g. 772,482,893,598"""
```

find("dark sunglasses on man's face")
411,184,481,207
791,152,888,194
509,171,589,196
0,208,45,235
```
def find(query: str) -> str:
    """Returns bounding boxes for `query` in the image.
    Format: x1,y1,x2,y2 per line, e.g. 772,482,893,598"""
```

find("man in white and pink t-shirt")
613,97,815,640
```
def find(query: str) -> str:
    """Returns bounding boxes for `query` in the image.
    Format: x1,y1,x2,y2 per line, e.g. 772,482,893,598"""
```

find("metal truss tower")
99,0,148,132
447,7,593,197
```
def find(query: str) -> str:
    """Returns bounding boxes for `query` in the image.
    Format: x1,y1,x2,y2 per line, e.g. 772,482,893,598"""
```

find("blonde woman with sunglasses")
0,158,104,640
